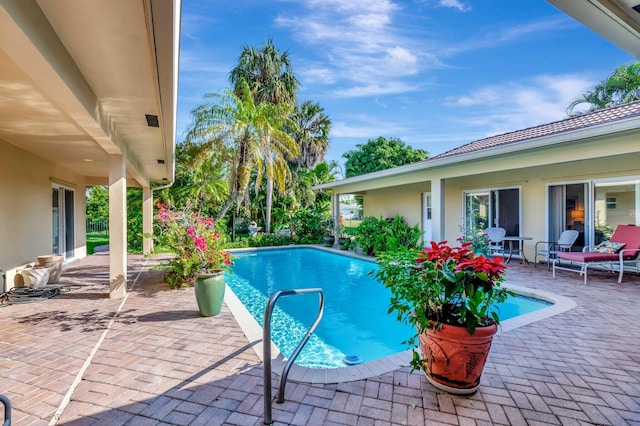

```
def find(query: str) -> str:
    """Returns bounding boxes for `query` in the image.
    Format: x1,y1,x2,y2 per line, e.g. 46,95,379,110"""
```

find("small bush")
224,234,293,249
352,215,421,256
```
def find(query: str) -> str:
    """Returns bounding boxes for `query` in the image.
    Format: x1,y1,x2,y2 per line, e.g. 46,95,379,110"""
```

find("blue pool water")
226,248,551,368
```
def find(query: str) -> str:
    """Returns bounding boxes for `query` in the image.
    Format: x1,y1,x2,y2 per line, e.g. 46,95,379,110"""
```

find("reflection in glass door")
594,182,638,241
52,185,75,258
464,188,520,236
548,183,587,250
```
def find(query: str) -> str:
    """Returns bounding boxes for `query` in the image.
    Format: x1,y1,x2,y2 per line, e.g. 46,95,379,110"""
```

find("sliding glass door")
548,183,588,250
52,185,75,258
594,181,638,241
548,180,639,249
464,188,520,236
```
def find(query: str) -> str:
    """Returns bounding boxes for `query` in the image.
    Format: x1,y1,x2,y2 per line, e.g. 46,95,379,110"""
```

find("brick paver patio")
1,250,640,425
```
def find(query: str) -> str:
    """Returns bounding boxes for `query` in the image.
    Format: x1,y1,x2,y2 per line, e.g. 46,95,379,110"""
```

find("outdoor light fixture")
145,114,159,127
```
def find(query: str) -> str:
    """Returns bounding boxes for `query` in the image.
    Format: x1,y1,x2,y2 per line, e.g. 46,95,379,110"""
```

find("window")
464,188,520,236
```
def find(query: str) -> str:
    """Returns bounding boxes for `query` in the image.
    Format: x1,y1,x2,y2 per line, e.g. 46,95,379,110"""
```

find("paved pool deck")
2,249,640,425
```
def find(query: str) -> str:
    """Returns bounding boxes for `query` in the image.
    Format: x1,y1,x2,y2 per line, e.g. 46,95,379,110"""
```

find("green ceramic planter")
194,271,225,317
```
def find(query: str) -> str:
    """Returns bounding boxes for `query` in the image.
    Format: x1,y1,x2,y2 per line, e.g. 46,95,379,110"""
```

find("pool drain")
343,354,363,365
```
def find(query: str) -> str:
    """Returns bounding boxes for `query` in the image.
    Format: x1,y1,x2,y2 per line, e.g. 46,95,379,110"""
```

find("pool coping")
224,245,577,384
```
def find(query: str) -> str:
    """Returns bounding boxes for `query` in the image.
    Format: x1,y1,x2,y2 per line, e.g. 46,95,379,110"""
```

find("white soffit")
0,0,178,185
547,0,640,59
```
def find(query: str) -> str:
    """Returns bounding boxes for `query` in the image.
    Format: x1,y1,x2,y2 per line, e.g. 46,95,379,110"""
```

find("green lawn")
87,232,109,255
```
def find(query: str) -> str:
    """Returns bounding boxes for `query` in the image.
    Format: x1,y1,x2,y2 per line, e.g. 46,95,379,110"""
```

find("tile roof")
432,100,640,159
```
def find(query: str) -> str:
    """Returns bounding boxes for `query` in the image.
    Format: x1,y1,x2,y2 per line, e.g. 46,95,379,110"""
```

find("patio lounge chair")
484,227,506,255
552,225,640,285
534,229,579,270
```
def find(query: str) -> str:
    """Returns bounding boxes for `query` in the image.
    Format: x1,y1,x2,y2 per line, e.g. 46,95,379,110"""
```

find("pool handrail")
0,393,11,426
263,288,324,425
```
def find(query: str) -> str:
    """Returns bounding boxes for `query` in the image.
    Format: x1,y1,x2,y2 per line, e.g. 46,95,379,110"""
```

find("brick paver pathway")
1,251,640,425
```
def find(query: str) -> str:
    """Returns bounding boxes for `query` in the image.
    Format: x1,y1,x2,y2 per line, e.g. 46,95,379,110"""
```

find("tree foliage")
86,186,109,221
183,80,298,222
342,136,428,178
289,100,331,170
567,61,640,116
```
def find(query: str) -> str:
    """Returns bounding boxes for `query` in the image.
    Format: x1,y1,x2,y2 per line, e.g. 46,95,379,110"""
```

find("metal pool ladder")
0,394,11,426
263,288,324,425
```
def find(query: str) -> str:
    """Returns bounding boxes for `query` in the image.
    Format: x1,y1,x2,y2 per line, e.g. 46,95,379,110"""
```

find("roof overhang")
315,114,640,191
0,0,181,187
547,0,640,59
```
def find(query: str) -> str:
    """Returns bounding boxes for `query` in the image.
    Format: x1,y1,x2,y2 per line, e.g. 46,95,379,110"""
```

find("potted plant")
155,203,232,316
373,241,511,394
337,217,350,250
322,218,335,247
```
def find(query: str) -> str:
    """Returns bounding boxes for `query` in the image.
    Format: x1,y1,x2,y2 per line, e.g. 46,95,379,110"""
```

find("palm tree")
567,61,640,115
185,80,298,222
162,140,229,214
230,39,300,233
289,101,331,170
230,39,299,105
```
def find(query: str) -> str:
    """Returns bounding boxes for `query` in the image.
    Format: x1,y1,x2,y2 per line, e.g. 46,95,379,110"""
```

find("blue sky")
177,0,634,167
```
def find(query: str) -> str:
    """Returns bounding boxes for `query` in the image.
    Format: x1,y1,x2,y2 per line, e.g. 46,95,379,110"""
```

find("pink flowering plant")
155,203,232,288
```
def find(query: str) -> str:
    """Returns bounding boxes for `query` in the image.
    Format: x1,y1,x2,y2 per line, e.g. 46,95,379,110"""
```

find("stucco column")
109,154,127,299
331,192,340,237
431,178,445,242
142,186,153,255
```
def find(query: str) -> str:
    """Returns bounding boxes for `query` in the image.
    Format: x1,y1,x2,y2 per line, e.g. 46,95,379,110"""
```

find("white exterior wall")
0,139,86,291
363,182,430,228
350,145,640,260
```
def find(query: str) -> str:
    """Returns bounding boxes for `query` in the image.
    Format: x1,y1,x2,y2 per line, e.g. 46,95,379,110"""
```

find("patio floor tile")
2,250,640,425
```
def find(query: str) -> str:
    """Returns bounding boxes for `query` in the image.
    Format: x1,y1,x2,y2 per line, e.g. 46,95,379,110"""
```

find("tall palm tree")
230,39,299,105
289,101,331,170
185,80,298,222
230,39,300,233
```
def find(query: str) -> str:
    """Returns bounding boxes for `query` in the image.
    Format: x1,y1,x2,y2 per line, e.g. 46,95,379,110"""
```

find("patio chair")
552,224,640,285
534,229,579,270
484,227,506,256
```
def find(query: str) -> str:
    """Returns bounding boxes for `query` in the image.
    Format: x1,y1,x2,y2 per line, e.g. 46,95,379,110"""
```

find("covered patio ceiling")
0,0,179,187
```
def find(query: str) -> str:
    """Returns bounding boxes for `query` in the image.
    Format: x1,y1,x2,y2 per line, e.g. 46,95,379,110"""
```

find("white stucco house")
0,0,181,297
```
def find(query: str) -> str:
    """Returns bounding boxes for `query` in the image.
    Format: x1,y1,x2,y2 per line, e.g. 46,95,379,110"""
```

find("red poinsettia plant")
155,203,232,288
374,241,512,336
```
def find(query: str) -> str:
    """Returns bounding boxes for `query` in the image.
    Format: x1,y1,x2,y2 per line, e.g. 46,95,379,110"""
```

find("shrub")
352,215,421,256
291,207,329,244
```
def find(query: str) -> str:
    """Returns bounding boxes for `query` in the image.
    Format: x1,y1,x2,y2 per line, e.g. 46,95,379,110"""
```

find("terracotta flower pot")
419,322,497,394
194,271,225,317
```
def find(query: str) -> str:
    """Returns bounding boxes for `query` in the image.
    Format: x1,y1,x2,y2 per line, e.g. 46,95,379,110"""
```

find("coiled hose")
0,286,61,305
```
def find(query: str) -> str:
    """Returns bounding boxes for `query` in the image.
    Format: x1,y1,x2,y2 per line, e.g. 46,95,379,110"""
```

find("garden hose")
0,286,62,305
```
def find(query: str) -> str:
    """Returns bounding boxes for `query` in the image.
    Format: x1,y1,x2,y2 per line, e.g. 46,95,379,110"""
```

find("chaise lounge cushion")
557,251,619,262
557,225,640,263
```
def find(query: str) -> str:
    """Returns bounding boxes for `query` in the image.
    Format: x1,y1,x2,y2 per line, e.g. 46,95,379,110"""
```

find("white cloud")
333,82,416,97
275,0,422,97
438,0,471,12
442,74,596,135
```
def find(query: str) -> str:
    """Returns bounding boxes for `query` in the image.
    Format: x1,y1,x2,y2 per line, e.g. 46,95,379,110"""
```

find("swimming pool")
226,247,552,369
